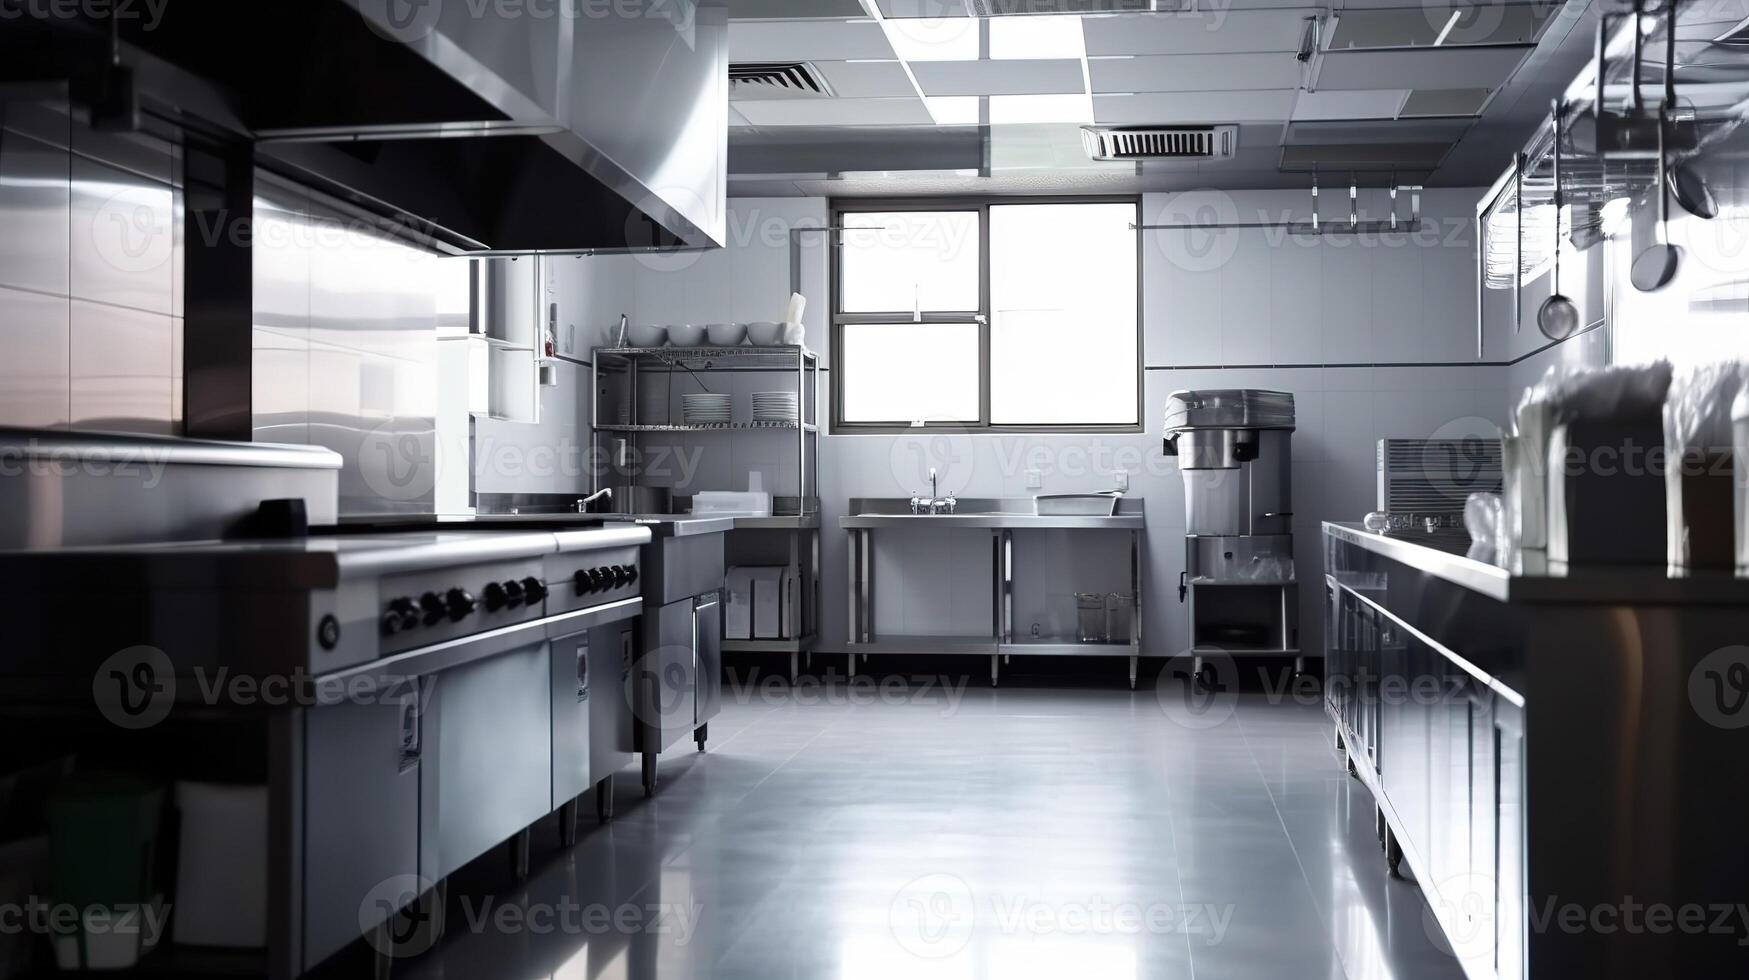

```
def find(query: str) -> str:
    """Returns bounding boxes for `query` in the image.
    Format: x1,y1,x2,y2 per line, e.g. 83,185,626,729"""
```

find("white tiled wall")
555,194,1505,659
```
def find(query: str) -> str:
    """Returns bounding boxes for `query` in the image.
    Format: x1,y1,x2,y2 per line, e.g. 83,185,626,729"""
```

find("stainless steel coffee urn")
1162,390,1300,678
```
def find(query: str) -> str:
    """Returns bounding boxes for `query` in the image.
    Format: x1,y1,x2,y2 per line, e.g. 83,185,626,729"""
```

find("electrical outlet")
1115,472,1130,492
1025,469,1042,489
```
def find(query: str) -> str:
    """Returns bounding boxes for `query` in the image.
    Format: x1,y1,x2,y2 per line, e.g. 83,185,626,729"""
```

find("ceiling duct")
730,62,836,101
1081,125,1239,161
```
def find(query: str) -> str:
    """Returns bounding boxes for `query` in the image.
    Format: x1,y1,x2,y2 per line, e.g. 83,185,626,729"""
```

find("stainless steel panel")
1162,388,1295,433
647,532,725,606
1185,534,1294,581
1181,430,1292,535
0,285,70,428
70,156,175,315
434,644,552,878
0,130,71,296
694,593,721,729
593,622,637,775
550,627,595,807
637,598,698,754
307,342,437,517
69,298,175,434
252,326,308,445
302,692,423,970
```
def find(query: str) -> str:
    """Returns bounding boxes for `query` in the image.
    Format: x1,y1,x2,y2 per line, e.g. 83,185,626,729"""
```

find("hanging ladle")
1631,7,1682,291
1538,101,1580,340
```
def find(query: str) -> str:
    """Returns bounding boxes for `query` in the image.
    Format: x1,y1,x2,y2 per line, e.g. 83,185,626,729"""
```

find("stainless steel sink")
1034,492,1122,517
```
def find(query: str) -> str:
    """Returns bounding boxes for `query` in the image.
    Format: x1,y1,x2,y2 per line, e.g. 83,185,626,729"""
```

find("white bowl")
706,322,746,346
746,321,783,346
668,324,706,347
626,323,666,347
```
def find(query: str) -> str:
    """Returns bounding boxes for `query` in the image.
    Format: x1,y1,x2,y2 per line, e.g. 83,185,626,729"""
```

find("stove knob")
419,591,446,626
445,588,477,621
608,565,628,587
484,581,508,611
572,569,593,596
623,565,639,586
521,577,547,604
502,579,526,608
382,598,417,636
587,567,610,592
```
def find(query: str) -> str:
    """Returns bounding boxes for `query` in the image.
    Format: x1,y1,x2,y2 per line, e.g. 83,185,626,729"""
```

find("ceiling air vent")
729,62,836,101
1080,125,1239,161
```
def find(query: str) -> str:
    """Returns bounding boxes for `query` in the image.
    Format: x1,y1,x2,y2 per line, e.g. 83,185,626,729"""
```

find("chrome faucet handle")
942,495,957,514
910,495,925,515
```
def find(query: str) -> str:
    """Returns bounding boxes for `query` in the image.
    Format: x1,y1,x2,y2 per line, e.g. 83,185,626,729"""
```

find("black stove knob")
419,591,446,626
521,577,547,604
623,565,639,586
502,579,526,607
605,565,625,586
382,598,418,636
484,581,508,611
572,569,592,596
584,567,608,592
445,588,477,621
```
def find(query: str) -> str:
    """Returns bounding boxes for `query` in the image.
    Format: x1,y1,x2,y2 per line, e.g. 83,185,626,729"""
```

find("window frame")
830,195,1144,434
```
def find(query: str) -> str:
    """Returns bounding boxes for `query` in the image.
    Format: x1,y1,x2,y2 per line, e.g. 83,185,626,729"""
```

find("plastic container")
1075,594,1108,643
1104,594,1133,643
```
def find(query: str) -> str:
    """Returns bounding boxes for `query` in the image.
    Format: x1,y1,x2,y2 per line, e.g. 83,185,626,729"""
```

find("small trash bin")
44,772,166,970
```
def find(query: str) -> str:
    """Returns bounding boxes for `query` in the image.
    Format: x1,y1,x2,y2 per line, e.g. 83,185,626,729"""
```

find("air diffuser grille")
729,62,835,101
1080,125,1238,161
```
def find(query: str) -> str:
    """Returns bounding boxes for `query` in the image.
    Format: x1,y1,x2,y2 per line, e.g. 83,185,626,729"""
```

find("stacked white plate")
682,393,732,426
752,391,800,424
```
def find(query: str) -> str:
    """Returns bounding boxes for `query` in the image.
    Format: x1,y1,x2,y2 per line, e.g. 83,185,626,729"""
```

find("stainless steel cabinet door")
434,645,552,878
590,622,637,780
302,685,425,969
636,599,698,754
551,629,593,808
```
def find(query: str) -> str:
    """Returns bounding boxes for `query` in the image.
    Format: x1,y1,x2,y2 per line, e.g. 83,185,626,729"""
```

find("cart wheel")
1385,828,1404,878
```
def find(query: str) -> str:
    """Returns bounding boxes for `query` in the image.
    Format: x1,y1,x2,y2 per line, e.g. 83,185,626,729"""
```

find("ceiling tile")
1093,90,1295,125
728,20,898,62
910,59,1088,97
1089,53,1300,93
1289,89,1410,121
1314,46,1530,91
734,97,936,128
1082,11,1312,55
812,60,920,99
729,106,754,127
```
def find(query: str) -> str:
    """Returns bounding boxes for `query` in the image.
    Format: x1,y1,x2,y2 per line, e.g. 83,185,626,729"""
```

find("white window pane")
840,212,980,314
990,203,1138,425
840,323,980,424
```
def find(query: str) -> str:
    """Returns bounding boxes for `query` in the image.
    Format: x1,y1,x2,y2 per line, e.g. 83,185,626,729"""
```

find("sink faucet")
910,469,958,515
577,487,613,513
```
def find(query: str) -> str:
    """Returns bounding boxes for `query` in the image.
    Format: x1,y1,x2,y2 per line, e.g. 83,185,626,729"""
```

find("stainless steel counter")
841,497,1144,530
1324,521,1749,605
601,514,738,537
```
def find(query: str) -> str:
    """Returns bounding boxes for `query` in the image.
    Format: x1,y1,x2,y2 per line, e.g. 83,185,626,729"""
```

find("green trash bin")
44,772,167,970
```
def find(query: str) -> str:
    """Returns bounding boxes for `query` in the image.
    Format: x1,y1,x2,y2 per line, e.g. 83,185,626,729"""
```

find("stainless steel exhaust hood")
0,0,728,254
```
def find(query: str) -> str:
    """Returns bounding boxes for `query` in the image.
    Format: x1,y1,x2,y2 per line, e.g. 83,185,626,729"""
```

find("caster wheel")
1195,664,1218,689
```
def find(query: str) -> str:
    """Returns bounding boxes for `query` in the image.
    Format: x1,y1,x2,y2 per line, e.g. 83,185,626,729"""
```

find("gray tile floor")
400,672,1468,980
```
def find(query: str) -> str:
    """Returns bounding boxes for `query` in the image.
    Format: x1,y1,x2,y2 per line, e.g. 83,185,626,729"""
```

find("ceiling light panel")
1089,53,1300,93
728,20,900,61
990,93,1095,124
924,96,982,125
880,16,981,61
1082,11,1311,55
990,15,1086,59
1314,47,1531,91
1289,89,1411,121
911,59,1088,96
813,60,922,99
1093,90,1295,124
734,97,935,127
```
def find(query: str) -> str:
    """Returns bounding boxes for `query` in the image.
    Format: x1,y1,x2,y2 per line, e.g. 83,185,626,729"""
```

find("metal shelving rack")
590,345,822,677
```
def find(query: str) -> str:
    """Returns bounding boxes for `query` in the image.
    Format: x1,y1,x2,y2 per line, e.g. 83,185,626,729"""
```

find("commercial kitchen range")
5,0,1749,978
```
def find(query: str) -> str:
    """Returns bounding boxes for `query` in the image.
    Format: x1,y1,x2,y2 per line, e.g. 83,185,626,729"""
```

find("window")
832,198,1140,431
